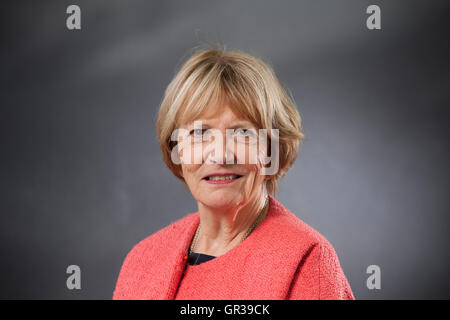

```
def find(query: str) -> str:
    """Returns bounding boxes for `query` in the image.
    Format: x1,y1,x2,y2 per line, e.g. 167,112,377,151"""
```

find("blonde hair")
156,47,305,194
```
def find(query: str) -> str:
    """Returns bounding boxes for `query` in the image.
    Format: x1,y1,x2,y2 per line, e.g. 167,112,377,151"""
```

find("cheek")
181,163,201,182
240,164,264,183
235,141,260,165
179,139,203,165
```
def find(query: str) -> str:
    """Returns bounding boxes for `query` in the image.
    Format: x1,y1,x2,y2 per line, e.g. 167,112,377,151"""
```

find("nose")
203,129,235,165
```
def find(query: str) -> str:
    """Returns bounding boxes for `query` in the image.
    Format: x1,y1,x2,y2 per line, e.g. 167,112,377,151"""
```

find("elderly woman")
113,48,354,300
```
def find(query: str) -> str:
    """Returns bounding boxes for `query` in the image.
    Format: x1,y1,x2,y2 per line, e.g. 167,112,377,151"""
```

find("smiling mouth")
203,174,243,181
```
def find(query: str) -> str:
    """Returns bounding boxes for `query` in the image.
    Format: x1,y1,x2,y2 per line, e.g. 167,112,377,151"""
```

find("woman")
113,48,354,300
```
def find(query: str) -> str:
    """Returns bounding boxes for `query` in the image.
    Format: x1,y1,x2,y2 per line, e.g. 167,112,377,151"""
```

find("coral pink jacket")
113,195,355,300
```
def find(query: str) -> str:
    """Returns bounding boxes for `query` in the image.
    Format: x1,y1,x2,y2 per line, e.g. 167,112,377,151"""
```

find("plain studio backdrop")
0,0,449,299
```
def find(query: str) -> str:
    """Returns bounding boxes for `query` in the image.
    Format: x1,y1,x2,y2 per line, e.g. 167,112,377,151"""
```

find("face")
176,104,268,209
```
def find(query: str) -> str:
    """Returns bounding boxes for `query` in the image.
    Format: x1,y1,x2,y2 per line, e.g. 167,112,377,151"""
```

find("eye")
190,128,205,137
234,128,255,137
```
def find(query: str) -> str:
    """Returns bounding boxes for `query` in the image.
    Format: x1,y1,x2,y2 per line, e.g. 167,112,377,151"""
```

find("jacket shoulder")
128,212,197,256
271,201,354,300
113,212,197,299
270,198,334,250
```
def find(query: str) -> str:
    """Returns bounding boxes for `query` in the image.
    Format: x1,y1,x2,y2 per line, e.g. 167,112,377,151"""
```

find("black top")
188,251,216,265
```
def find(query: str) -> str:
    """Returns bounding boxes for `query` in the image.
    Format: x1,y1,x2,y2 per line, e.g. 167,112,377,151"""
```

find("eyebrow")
188,121,255,130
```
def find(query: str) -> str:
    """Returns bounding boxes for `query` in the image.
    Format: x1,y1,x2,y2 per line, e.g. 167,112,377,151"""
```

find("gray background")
1,0,449,299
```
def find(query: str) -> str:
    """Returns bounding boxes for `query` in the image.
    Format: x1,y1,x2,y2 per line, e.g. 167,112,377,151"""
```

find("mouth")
202,173,243,184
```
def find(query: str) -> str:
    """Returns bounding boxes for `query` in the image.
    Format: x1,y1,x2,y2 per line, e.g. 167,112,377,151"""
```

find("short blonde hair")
156,47,305,194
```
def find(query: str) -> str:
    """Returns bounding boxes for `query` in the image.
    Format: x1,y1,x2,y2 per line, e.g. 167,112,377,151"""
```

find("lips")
202,173,243,184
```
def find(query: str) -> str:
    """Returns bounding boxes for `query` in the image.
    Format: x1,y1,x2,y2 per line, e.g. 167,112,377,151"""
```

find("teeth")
207,175,239,181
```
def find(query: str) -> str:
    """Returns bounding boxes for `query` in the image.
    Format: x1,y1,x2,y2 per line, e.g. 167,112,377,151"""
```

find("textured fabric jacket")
113,195,355,300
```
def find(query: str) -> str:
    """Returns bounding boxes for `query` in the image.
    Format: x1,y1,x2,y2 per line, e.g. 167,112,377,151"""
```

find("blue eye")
190,128,204,136
235,128,254,137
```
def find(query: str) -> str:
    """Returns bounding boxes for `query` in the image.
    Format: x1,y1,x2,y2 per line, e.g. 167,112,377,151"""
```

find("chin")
198,189,242,209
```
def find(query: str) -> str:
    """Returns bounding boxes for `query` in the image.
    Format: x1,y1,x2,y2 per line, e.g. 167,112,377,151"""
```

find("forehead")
185,103,255,127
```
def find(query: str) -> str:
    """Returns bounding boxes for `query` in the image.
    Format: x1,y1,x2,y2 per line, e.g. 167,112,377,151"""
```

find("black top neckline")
188,251,216,265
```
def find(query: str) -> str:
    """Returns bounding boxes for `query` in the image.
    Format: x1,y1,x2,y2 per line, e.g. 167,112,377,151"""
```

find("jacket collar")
150,195,312,299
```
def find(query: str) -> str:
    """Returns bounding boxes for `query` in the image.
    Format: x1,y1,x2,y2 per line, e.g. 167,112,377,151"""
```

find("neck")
193,190,269,257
